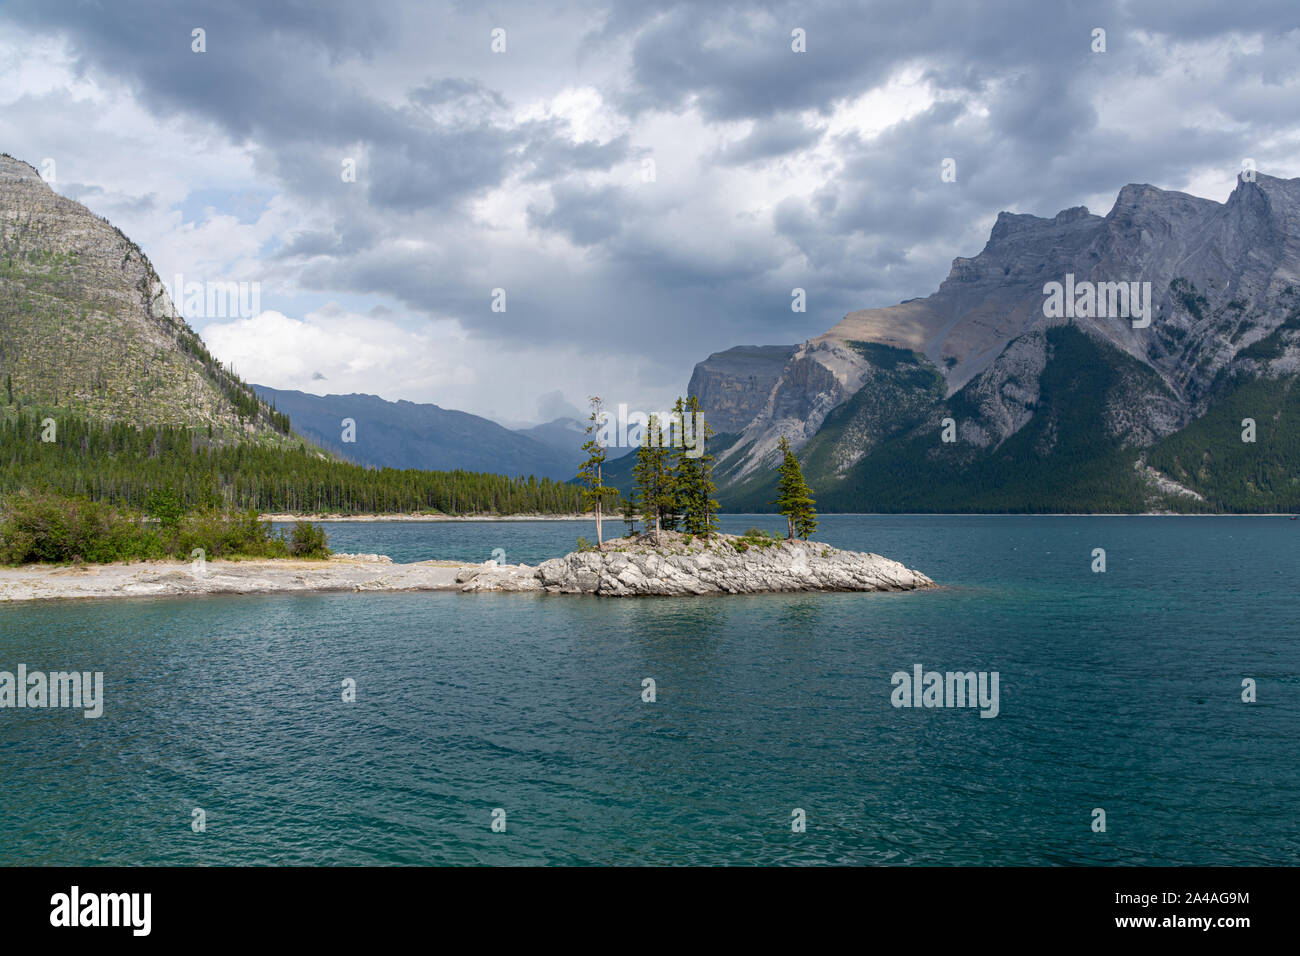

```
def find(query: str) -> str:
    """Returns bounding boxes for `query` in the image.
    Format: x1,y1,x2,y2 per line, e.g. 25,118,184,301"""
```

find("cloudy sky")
2,1,1298,425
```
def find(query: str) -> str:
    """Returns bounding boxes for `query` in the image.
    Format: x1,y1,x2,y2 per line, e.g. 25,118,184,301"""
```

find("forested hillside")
0,411,587,515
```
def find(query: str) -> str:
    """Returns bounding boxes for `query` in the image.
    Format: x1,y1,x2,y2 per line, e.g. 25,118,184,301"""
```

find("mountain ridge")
0,152,290,442
689,173,1300,512
252,385,581,480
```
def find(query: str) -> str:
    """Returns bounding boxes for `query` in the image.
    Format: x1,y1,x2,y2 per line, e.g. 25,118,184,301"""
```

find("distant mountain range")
690,175,1300,513
251,386,585,480
511,416,590,470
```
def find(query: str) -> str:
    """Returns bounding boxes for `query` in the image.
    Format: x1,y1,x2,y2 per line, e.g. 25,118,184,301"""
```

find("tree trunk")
595,463,603,546
787,515,795,539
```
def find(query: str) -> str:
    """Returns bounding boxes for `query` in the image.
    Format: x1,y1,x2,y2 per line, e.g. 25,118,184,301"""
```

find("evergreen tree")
672,395,719,537
633,413,674,540
577,395,613,546
775,436,818,539
621,485,639,536
0,410,586,516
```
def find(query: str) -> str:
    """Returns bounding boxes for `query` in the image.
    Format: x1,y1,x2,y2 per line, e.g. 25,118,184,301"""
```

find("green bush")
144,487,184,529
288,521,331,558
0,491,162,564
0,492,331,565
739,527,779,548
174,509,288,559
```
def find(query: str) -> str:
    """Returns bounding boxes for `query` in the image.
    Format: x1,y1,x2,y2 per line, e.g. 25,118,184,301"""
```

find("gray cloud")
712,115,824,166
536,390,582,421
527,181,625,245
5,0,1300,411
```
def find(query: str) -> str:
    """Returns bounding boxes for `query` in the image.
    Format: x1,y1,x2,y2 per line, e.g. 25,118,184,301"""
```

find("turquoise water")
0,516,1296,865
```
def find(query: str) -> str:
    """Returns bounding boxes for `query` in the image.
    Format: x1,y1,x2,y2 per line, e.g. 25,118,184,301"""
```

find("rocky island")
460,531,933,595
0,531,933,602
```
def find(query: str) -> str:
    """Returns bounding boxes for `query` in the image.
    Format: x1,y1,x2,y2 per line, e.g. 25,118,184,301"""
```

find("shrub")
0,491,162,564
0,493,331,565
739,527,779,549
175,509,287,559
288,521,331,558
144,487,184,529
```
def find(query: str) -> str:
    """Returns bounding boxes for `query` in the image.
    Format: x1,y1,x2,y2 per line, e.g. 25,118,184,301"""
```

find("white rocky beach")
0,532,933,602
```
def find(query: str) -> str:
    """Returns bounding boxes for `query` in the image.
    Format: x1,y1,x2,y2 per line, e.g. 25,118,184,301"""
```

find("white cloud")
199,306,685,426
201,307,475,397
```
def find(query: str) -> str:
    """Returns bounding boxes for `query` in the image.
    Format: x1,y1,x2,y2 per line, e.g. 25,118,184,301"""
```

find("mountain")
0,149,589,515
512,417,588,472
687,345,797,434
693,174,1300,513
252,386,580,480
0,153,290,441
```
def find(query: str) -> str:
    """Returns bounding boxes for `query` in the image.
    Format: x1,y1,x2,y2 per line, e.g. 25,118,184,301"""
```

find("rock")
0,557,465,602
529,532,933,596
455,563,542,592
687,344,799,434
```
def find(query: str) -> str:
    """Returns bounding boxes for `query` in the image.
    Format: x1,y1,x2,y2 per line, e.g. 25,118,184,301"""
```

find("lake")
0,515,1295,865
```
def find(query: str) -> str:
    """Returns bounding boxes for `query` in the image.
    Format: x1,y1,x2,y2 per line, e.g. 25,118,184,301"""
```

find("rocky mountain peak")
1054,205,1092,223
0,150,288,441
700,173,1300,491
0,154,45,186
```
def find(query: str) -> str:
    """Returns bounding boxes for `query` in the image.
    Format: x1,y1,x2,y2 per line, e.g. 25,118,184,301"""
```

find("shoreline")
0,554,471,603
260,512,594,522
259,511,1300,521
0,531,936,602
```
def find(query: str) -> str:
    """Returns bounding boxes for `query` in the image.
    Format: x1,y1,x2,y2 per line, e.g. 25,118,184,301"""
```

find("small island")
459,529,933,596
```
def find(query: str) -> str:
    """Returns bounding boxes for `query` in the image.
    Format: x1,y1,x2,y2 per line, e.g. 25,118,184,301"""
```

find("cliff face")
0,153,287,440
686,344,796,435
698,174,1300,511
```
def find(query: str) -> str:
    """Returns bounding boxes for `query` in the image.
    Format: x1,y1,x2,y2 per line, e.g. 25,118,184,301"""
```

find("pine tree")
577,395,611,546
775,436,818,539
673,395,719,537
0,408,587,516
633,413,674,541
621,485,639,537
